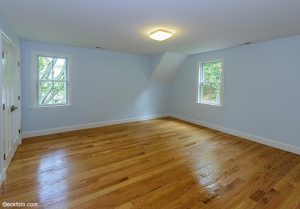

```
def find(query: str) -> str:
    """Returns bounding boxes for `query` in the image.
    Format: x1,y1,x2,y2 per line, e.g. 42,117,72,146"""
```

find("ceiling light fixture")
148,29,173,41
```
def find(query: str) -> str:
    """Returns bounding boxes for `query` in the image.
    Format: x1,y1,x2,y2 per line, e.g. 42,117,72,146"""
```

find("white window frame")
31,51,73,109
197,59,224,107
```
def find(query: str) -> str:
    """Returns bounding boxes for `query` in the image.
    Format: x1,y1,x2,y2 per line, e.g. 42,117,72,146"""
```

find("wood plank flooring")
1,117,300,209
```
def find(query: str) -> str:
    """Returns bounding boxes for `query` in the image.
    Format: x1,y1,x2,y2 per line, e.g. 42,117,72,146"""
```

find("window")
32,52,72,107
198,60,223,106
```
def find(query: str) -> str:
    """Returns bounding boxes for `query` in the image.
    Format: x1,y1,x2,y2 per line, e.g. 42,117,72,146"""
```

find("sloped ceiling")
149,52,188,80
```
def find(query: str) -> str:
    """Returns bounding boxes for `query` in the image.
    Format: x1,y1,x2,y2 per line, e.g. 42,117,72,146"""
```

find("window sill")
31,104,73,110
196,102,224,108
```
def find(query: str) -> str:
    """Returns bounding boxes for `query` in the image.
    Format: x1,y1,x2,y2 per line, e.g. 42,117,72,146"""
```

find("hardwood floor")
1,117,300,209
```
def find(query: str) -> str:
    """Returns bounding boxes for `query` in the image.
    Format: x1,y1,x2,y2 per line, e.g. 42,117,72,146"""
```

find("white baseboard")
22,114,168,138
169,113,300,155
21,112,300,156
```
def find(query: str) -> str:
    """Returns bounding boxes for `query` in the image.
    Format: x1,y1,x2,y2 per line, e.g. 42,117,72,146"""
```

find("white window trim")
196,58,224,107
31,51,73,109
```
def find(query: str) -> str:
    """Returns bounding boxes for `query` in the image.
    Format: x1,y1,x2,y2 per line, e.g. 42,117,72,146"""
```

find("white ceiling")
0,0,300,55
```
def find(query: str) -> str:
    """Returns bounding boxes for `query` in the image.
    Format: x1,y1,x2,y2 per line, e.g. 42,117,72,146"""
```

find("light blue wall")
21,41,169,133
170,35,300,147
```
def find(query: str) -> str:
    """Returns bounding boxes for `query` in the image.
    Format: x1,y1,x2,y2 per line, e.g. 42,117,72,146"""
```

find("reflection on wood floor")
1,117,300,209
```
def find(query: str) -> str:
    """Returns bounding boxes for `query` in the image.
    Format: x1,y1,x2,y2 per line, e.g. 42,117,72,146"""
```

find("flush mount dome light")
148,29,173,41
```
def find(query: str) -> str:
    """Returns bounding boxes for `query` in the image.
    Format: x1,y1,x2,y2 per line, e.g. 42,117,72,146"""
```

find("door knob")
11,105,18,112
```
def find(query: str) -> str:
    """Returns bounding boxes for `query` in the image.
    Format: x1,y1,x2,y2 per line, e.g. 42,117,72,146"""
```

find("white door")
2,35,21,173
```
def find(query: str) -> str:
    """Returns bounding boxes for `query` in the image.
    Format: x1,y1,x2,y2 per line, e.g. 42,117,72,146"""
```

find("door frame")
0,30,21,182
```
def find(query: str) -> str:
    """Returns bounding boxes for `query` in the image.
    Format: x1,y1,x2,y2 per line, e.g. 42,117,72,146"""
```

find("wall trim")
1,168,7,184
22,114,168,138
169,113,300,155
21,112,300,156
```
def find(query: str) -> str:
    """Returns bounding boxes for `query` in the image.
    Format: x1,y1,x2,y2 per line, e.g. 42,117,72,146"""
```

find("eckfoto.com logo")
2,202,38,208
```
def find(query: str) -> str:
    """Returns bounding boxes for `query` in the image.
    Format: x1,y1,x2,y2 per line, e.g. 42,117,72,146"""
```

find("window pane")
53,58,67,80
202,61,222,83
210,83,220,104
39,81,53,105
53,82,67,104
201,82,210,102
38,81,67,105
38,56,53,80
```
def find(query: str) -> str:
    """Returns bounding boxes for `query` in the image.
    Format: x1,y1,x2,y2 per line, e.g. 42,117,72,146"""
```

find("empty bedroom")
1,0,300,208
